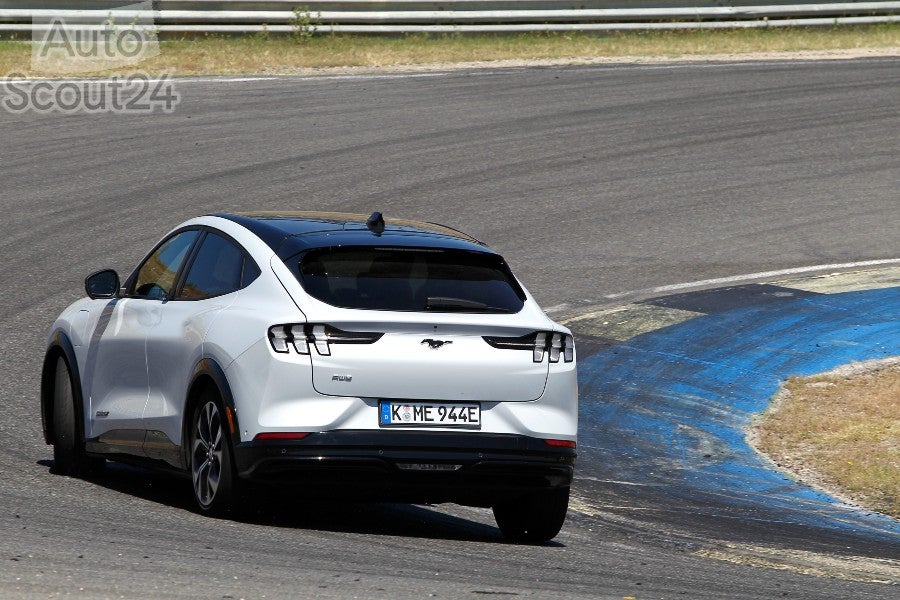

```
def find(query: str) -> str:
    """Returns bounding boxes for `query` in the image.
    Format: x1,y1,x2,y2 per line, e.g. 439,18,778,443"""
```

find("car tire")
51,356,104,477
189,391,242,517
492,487,569,543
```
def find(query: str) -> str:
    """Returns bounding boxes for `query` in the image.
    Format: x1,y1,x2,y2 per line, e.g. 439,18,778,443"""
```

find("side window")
132,230,199,299
241,256,261,288
177,232,250,300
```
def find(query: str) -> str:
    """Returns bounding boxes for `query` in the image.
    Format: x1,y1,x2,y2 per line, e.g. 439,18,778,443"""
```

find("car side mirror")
85,269,120,299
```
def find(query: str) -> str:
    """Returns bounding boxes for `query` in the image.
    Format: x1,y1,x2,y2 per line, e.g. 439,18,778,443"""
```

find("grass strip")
752,362,900,519
0,24,898,77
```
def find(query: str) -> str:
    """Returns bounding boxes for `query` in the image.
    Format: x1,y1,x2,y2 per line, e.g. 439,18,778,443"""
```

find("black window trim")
172,227,261,302
122,227,203,300
123,226,261,302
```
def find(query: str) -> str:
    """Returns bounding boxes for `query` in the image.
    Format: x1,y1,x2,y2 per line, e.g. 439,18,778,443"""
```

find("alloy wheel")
192,401,224,507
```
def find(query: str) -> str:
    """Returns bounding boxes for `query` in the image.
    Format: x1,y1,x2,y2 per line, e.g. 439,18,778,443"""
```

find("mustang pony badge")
421,339,452,349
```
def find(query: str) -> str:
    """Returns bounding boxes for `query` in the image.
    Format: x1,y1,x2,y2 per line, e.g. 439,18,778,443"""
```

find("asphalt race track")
0,58,898,599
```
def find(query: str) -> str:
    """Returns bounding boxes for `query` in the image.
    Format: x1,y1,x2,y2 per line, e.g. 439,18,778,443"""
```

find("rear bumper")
233,431,575,506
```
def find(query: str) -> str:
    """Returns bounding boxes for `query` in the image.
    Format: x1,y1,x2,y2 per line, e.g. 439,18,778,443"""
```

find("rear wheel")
51,356,104,476
190,392,241,517
493,487,570,543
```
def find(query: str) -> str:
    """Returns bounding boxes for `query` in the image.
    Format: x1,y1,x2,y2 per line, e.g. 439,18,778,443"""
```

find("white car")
41,212,578,542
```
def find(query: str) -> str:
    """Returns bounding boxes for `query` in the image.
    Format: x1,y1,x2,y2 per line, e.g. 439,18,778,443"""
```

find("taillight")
534,332,547,362
268,325,292,353
483,331,575,363
564,334,575,362
548,333,562,363
311,324,330,356
291,325,309,354
268,324,383,356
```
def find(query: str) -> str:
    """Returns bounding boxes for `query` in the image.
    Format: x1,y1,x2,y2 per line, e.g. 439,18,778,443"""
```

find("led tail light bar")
268,324,383,356
483,331,575,363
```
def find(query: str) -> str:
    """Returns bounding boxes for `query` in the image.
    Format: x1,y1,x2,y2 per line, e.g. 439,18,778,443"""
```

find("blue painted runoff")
577,286,900,540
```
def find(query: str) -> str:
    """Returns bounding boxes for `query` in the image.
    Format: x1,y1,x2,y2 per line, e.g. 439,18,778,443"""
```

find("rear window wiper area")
294,246,527,313
425,297,509,313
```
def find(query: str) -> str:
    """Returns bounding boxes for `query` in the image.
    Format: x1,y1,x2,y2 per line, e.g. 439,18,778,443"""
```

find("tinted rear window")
296,247,526,313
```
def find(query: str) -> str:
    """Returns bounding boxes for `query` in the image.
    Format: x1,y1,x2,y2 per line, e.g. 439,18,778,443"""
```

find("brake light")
268,324,383,355
548,333,562,363
534,332,547,362
268,325,291,353
291,325,309,354
564,334,575,362
544,439,576,448
311,324,330,356
254,432,311,441
483,331,575,363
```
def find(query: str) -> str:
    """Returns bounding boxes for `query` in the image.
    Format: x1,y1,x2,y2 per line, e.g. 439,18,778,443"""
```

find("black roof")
215,212,491,260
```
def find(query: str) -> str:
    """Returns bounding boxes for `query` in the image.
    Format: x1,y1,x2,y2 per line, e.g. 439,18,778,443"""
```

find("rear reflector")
254,432,311,441
224,406,237,434
544,439,576,448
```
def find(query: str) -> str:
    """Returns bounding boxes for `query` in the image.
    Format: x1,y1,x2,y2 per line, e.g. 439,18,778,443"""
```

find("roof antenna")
366,211,385,234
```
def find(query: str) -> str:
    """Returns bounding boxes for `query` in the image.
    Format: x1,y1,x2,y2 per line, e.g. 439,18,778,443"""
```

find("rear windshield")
296,247,526,313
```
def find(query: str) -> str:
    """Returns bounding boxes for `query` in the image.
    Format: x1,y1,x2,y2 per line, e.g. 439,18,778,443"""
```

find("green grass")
1,24,898,77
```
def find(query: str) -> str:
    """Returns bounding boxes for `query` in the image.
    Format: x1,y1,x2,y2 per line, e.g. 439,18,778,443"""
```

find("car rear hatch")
281,244,552,402
305,321,549,401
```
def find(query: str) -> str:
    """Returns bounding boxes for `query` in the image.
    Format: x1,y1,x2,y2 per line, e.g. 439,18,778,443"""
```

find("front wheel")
51,356,104,477
493,487,570,543
190,393,241,517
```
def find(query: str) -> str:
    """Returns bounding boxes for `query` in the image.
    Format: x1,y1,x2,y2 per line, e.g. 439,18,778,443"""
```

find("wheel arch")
181,358,241,470
40,330,84,446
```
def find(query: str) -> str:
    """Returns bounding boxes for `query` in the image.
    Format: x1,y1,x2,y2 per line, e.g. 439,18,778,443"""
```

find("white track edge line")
602,258,900,300
1,56,895,86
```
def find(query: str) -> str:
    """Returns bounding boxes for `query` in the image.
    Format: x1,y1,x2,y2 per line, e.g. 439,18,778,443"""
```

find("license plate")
379,401,481,429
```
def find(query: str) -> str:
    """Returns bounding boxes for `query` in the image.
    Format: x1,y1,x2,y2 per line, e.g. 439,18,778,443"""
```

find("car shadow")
38,459,564,547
